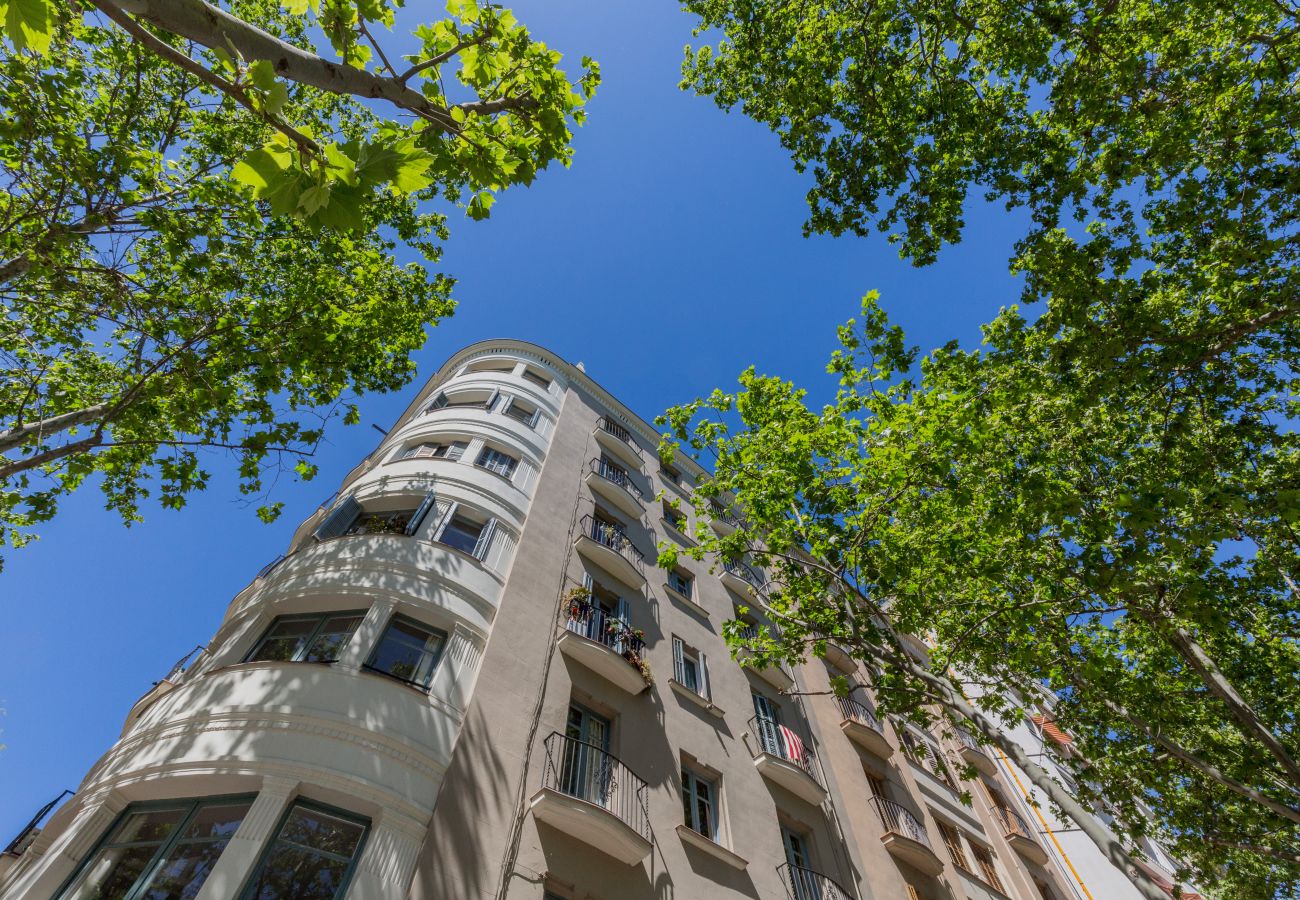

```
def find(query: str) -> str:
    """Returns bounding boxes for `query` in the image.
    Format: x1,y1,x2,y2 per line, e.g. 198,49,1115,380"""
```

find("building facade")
1,340,1185,900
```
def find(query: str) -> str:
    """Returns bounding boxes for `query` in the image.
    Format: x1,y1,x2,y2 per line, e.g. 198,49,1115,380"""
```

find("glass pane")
369,620,443,686
63,843,161,899
138,839,229,900
439,515,482,554
250,619,317,663
303,616,364,663
244,845,351,900
278,808,366,859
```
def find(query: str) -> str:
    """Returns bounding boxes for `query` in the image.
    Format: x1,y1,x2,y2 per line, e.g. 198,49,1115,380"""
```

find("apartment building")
0,339,1185,900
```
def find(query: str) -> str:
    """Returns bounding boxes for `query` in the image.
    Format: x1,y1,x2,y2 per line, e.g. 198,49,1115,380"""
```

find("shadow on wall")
407,701,511,900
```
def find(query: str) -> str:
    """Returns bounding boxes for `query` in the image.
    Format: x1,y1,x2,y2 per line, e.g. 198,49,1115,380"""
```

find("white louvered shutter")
315,496,360,540
405,491,437,536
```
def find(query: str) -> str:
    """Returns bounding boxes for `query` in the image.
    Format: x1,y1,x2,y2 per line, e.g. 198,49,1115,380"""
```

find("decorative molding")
358,824,422,884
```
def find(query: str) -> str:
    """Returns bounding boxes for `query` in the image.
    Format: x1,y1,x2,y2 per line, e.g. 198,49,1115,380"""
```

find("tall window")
681,767,718,840
937,820,971,871
59,798,252,900
475,446,518,479
438,510,488,557
503,397,540,427
241,802,368,900
970,843,1005,892
246,613,365,664
401,440,466,461
315,494,437,541
672,637,710,700
364,616,447,690
865,772,888,798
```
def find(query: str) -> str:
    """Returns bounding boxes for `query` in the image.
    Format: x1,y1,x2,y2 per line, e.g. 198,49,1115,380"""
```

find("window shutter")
528,407,541,428
446,441,467,462
486,389,499,411
472,518,498,561
428,393,448,411
405,491,437,536
315,496,360,540
615,597,631,627
582,572,593,591
672,637,685,683
700,652,711,700
431,500,457,540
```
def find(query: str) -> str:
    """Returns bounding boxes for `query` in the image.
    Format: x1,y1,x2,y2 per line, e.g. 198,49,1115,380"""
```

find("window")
364,616,447,689
672,637,710,699
475,446,519,479
437,509,493,558
246,613,364,664
400,440,466,461
667,569,693,599
681,767,718,840
661,465,681,486
900,729,959,790
59,797,252,900
503,397,540,427
465,358,514,374
427,389,497,412
314,494,437,540
970,843,1005,892
663,501,688,534
937,821,971,871
241,801,368,900
865,772,888,798
521,368,551,389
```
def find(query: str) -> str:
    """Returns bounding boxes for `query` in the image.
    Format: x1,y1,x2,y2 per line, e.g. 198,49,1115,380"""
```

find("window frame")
362,613,449,691
238,798,370,900
680,766,720,841
475,445,519,479
520,368,551,390
667,569,694,599
244,611,366,665
937,820,972,872
969,841,1006,892
56,795,257,900
399,440,467,462
672,636,710,700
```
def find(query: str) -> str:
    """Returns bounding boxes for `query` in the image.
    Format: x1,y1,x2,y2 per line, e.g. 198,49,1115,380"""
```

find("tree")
659,295,1300,899
673,2,1299,895
0,1,596,563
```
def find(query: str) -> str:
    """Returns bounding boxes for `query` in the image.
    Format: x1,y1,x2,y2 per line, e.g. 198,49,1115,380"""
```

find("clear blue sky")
0,1,1030,837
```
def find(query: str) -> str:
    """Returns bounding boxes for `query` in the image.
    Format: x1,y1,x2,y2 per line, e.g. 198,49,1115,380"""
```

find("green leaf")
2,0,52,54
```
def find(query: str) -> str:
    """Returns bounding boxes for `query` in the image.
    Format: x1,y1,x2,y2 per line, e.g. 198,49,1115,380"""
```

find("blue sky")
0,1,1031,837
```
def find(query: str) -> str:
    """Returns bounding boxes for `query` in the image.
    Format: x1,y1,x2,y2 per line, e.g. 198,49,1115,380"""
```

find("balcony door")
563,704,613,808
782,825,822,900
753,692,784,756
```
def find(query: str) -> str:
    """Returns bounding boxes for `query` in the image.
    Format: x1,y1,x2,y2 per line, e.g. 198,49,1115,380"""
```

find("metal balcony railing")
723,559,762,588
581,514,645,570
157,645,205,685
540,732,650,842
870,796,933,849
955,728,987,755
710,502,744,529
780,863,854,900
748,716,822,786
3,790,73,857
838,696,884,734
590,457,643,502
598,415,638,449
992,804,1036,842
563,598,647,663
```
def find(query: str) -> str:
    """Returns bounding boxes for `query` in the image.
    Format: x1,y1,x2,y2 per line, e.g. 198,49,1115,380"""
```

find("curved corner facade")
1,340,1189,900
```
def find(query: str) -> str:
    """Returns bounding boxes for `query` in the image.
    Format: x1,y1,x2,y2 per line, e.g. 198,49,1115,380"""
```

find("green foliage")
661,294,1300,897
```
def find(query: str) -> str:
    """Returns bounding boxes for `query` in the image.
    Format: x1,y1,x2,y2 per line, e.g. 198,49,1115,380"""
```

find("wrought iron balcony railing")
598,415,637,448
838,696,884,734
563,598,647,663
780,863,854,900
955,728,987,755
581,514,645,570
590,457,643,501
723,559,762,588
540,732,650,842
3,789,73,857
870,796,933,850
748,716,822,786
992,804,1035,841
710,502,745,529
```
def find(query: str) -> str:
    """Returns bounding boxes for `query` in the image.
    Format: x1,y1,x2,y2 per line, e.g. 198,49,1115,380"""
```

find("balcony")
531,732,652,865
721,559,763,596
955,728,998,777
993,805,1049,866
574,515,646,589
870,796,944,876
558,598,651,695
585,457,645,519
592,415,643,470
838,696,892,759
709,502,744,535
747,716,828,806
736,624,795,692
780,863,854,900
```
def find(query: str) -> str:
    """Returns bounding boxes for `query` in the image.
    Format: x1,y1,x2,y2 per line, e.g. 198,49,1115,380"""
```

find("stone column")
192,776,298,900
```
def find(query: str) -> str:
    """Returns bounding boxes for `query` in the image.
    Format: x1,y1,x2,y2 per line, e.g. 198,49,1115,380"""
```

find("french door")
562,704,613,808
